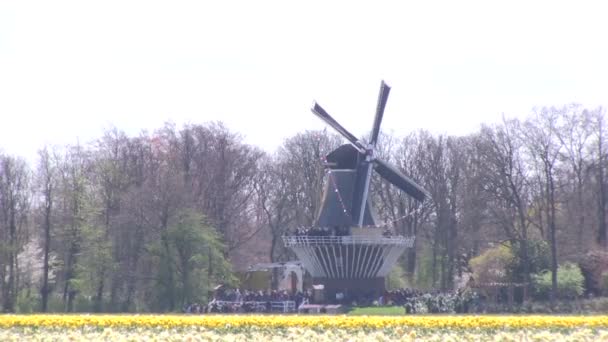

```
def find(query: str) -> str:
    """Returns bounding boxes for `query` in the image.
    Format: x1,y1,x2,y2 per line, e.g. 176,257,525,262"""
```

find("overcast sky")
1,1,607,163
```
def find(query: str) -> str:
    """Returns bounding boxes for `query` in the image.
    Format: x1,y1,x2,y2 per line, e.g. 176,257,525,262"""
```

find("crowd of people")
215,288,301,303
185,288,311,314
184,286,480,314
293,226,349,237
293,226,394,237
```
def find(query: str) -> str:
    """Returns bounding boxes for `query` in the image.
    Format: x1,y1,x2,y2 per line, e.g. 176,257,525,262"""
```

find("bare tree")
89,128,135,311
554,104,593,255
114,135,157,311
0,155,30,312
55,144,91,312
523,107,563,307
478,119,532,300
591,107,608,248
184,123,264,252
255,155,294,263
457,134,488,259
275,130,342,228
373,131,433,285
407,133,462,289
37,147,57,312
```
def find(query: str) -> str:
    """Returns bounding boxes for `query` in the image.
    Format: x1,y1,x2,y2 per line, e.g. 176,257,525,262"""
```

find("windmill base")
313,277,385,304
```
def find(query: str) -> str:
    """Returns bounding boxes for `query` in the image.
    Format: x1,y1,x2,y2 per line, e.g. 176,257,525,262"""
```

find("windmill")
284,81,428,300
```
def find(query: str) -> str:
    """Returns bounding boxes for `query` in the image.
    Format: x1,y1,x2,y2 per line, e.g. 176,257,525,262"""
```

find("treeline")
0,104,607,313
0,123,262,313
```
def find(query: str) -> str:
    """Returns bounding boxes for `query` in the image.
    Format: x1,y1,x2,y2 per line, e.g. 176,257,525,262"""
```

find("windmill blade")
311,102,366,153
370,81,391,146
374,159,427,202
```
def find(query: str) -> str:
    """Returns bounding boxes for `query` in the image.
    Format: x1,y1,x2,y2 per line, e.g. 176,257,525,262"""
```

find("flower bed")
1,315,607,341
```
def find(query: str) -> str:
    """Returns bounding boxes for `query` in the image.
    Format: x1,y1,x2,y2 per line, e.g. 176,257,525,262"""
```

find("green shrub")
74,296,94,312
601,271,608,296
586,297,608,311
579,250,608,295
507,239,550,280
469,244,514,284
532,262,584,299
386,263,408,290
47,295,66,312
15,292,38,313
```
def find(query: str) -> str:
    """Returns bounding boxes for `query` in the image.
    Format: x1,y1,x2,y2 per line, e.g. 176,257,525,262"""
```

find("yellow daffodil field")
1,314,608,341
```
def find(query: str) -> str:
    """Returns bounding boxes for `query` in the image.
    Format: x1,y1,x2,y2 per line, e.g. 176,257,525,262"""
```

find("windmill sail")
311,80,427,228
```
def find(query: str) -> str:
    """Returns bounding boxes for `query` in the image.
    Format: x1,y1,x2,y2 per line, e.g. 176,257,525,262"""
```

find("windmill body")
283,81,428,301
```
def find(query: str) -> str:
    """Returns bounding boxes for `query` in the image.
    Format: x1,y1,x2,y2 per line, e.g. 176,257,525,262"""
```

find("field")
1,314,608,341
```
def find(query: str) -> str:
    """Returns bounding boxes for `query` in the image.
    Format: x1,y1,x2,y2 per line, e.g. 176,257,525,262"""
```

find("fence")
209,300,296,313
283,235,414,248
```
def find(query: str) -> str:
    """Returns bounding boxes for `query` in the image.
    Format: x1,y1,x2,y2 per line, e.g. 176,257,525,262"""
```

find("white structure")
283,231,414,279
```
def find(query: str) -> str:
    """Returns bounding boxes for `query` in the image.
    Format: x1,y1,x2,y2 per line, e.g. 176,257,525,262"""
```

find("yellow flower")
1,313,608,342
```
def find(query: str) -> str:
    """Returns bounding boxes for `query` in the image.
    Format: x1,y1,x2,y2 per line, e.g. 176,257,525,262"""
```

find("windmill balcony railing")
283,235,415,248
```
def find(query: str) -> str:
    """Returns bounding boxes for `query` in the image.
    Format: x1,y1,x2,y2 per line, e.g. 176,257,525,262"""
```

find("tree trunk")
67,290,76,312
270,235,278,262
445,219,455,290
598,117,607,248
431,228,438,287
207,247,213,302
511,175,530,302
599,162,607,248
122,226,144,312
63,249,76,312
162,235,175,311
577,173,585,254
405,214,418,284
4,206,17,312
545,161,558,308
517,197,530,302
41,192,52,312
181,258,190,308
93,274,105,312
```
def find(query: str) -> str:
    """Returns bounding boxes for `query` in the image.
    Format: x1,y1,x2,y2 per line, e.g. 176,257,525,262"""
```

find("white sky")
1,1,607,163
